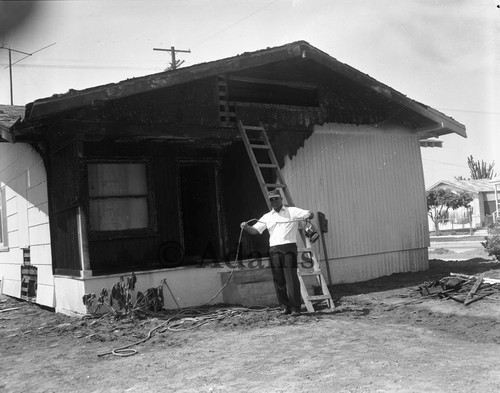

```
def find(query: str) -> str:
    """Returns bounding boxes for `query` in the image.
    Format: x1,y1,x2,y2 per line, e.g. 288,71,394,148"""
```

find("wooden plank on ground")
464,292,494,306
443,293,464,303
464,273,485,304
0,307,19,313
450,273,500,285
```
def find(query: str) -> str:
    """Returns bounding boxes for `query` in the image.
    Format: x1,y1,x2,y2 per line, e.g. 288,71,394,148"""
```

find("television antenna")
1,42,56,104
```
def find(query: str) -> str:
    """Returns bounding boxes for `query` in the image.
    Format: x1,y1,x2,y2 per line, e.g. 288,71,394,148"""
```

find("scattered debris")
0,307,19,313
418,272,500,306
449,272,500,285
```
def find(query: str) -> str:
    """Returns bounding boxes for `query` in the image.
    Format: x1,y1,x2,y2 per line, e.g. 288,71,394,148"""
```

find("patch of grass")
429,228,477,237
432,248,454,255
430,236,485,243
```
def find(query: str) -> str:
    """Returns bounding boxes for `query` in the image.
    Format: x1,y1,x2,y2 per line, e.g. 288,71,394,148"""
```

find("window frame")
86,159,157,239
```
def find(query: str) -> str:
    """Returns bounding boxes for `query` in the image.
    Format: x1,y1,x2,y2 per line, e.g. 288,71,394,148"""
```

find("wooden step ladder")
237,120,335,312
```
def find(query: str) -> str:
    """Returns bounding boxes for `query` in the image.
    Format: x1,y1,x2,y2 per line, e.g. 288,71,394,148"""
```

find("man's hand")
240,222,259,235
308,211,314,220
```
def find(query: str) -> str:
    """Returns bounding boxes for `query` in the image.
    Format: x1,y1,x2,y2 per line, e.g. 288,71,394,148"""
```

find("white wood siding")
282,123,429,283
0,144,54,307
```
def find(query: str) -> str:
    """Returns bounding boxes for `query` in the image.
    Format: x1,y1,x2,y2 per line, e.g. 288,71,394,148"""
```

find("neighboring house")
1,105,52,305
491,177,500,222
0,41,466,314
427,179,497,230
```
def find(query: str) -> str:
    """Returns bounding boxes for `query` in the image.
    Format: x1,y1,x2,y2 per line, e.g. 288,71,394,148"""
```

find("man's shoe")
281,308,291,315
291,311,301,317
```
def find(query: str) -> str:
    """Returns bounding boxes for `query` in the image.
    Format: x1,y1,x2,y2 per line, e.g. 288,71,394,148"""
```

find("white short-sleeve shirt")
253,205,310,247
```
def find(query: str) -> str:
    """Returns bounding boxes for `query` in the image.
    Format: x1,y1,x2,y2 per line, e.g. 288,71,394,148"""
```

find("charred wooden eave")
15,117,241,145
12,41,465,142
23,44,305,121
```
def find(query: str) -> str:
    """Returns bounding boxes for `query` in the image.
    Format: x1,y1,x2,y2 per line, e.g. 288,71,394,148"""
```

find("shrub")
482,221,500,260
82,273,165,317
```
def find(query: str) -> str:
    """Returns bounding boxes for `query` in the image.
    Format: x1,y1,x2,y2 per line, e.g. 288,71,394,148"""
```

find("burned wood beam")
419,138,443,148
58,120,239,142
11,124,46,142
225,75,317,90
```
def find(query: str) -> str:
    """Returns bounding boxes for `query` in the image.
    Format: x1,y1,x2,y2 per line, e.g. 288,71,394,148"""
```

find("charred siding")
48,141,82,274
104,78,220,128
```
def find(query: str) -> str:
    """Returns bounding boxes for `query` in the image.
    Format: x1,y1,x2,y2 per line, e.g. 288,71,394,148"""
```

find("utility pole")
1,43,56,105
153,46,191,70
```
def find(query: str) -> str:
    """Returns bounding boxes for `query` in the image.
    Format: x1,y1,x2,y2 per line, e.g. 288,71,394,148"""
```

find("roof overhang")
408,107,466,138
0,105,25,142
15,41,466,140
427,180,495,193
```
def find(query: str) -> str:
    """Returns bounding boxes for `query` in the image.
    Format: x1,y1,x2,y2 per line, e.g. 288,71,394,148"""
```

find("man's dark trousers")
269,243,301,312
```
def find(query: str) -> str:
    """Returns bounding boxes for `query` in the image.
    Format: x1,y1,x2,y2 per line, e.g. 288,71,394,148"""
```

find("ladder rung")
249,144,270,149
257,163,279,168
307,295,332,301
265,183,286,188
298,271,321,277
297,248,313,253
219,111,235,116
243,125,265,131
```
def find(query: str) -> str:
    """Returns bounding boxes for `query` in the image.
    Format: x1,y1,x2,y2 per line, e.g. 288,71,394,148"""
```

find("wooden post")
317,212,332,286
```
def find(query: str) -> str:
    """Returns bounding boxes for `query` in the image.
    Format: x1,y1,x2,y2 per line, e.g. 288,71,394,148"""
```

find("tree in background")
467,155,497,180
427,188,474,236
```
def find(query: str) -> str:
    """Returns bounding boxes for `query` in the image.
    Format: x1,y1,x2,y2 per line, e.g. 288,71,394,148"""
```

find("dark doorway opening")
179,161,222,264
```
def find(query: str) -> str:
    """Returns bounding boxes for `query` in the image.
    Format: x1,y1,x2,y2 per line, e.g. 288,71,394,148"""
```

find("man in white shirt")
240,189,314,316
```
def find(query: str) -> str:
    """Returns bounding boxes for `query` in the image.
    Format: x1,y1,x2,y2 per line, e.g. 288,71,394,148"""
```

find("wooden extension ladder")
238,120,335,312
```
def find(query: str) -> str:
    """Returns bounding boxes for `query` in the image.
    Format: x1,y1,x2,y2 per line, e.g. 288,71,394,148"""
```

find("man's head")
268,189,283,211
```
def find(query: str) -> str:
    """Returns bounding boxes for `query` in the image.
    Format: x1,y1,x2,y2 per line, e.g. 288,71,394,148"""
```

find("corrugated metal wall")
281,123,429,282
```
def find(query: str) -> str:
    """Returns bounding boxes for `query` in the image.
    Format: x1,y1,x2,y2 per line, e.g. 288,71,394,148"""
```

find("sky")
1,0,499,187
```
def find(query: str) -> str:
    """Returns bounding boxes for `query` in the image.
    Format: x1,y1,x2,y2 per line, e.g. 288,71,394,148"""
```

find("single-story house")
0,41,466,314
427,179,497,229
490,177,500,222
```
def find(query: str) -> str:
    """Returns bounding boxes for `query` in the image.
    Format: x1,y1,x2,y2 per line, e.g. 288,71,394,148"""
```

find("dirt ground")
1,242,500,393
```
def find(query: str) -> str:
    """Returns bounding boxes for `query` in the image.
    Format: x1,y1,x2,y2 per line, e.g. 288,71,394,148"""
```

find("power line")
0,42,56,104
0,63,160,71
189,0,280,49
422,159,468,168
5,42,56,68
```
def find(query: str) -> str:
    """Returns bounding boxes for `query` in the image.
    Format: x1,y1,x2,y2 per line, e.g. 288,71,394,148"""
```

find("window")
0,187,7,248
87,162,152,232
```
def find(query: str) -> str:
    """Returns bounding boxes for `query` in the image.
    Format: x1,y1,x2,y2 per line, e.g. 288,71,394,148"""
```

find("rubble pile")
418,273,500,306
